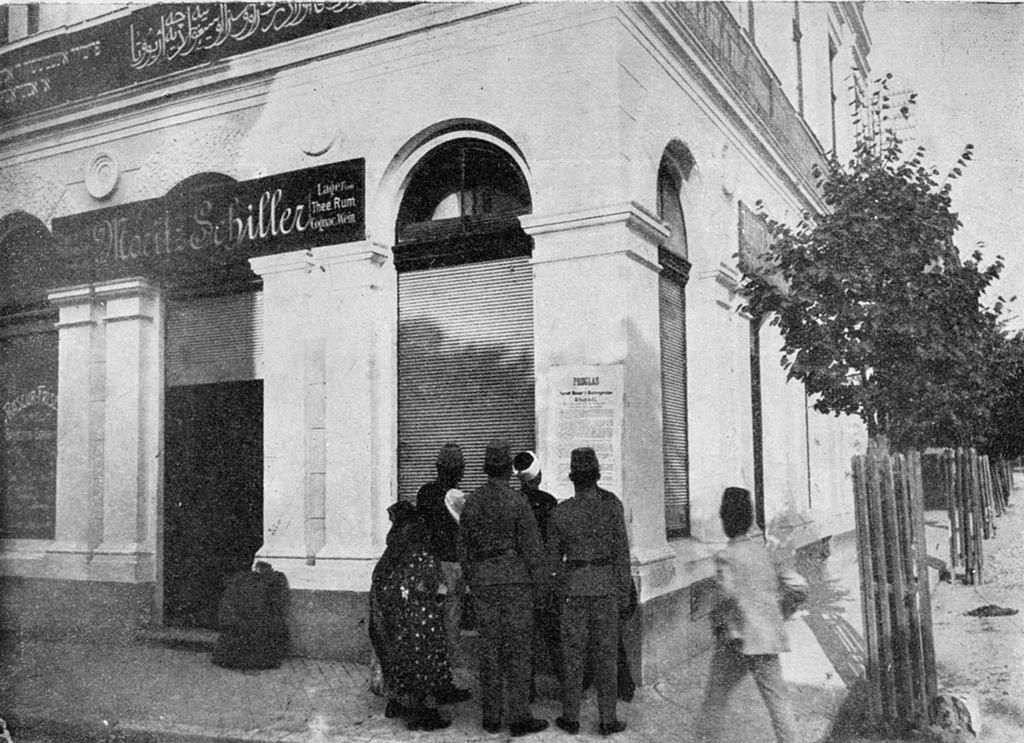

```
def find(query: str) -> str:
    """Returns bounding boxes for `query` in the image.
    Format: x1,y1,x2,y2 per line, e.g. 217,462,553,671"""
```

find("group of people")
368,440,804,742
368,439,633,736
211,439,803,743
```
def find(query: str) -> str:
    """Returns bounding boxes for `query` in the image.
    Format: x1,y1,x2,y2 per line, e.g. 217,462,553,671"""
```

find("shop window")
658,154,692,539
0,322,57,539
0,213,58,539
395,138,535,500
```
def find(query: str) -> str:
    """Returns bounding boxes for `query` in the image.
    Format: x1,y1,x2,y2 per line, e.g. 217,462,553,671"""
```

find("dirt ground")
831,490,1024,743
928,497,1024,742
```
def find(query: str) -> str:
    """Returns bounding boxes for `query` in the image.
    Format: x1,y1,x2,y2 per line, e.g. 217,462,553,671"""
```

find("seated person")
212,560,289,670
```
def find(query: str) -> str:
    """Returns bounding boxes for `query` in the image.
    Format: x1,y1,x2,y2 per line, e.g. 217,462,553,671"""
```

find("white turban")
515,450,541,482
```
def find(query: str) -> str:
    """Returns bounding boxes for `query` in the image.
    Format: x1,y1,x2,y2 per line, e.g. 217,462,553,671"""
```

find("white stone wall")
0,3,866,610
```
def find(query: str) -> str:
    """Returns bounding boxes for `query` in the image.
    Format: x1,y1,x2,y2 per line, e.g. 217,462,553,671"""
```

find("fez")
483,438,513,474
569,446,601,483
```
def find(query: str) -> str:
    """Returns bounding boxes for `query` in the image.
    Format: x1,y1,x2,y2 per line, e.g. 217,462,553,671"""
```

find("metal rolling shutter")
660,275,690,538
398,256,535,501
165,291,264,387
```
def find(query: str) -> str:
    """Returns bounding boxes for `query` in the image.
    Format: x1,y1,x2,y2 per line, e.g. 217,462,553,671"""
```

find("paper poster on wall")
547,365,624,500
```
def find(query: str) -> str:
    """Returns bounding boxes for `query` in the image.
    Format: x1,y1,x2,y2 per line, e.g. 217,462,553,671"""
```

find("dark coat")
416,480,460,563
547,487,631,599
458,477,544,588
522,484,558,543
212,567,289,670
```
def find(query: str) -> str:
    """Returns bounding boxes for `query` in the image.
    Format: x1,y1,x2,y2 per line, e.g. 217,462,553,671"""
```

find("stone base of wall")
286,588,372,661
0,576,155,644
636,582,714,684
0,577,374,661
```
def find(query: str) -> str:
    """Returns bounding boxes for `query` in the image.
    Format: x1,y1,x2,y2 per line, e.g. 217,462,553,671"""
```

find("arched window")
395,138,535,499
657,152,692,539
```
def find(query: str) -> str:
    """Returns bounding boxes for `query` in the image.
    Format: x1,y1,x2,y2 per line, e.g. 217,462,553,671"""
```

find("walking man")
415,442,471,704
547,447,630,736
459,439,549,737
695,486,797,743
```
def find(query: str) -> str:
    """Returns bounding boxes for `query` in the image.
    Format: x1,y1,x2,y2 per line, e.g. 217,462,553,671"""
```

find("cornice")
520,202,670,245
619,3,827,216
0,3,519,158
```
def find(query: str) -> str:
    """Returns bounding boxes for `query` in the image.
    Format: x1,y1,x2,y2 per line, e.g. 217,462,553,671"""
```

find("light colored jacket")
710,534,789,655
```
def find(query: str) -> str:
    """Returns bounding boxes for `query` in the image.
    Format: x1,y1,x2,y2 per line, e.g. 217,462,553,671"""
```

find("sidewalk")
0,618,847,743
4,489,1022,743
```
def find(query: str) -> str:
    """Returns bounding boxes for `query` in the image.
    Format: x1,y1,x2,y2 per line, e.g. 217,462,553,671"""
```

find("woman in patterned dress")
369,500,454,731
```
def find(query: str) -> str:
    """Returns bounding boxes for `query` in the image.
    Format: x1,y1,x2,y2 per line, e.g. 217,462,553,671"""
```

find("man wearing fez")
415,442,471,704
546,447,630,736
513,450,562,693
459,440,549,737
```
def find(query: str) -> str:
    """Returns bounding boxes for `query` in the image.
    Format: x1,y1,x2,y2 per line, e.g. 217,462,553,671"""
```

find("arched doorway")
395,138,535,499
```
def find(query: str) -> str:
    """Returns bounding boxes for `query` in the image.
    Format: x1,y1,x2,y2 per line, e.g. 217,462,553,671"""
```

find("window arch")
657,145,693,540
394,138,531,270
658,158,689,260
0,211,58,313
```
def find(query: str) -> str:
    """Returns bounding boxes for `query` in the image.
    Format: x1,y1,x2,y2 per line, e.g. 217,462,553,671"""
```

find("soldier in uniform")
546,447,630,736
459,440,549,737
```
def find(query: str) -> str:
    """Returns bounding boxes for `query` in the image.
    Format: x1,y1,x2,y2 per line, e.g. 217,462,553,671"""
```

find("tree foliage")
980,332,1024,460
738,75,1007,451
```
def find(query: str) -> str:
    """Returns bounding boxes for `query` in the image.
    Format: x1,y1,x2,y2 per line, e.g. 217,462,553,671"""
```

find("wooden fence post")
866,450,898,720
880,454,915,724
943,450,959,570
852,455,883,722
895,454,927,722
909,451,938,704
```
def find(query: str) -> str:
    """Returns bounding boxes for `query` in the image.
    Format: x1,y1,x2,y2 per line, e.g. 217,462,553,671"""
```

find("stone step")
135,626,218,652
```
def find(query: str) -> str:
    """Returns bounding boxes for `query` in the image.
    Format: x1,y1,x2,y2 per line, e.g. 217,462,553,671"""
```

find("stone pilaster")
315,241,395,568
45,285,100,579
521,203,676,579
91,278,159,583
250,243,395,591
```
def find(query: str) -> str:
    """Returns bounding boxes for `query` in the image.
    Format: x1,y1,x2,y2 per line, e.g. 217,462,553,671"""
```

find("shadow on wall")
767,509,866,689
793,539,866,688
397,314,536,500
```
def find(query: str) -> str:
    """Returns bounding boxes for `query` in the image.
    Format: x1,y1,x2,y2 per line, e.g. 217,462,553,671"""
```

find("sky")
864,1,1024,329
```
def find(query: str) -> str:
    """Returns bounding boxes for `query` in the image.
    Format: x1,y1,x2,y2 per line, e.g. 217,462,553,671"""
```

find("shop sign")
51,158,365,288
547,365,624,500
0,331,57,540
0,3,408,119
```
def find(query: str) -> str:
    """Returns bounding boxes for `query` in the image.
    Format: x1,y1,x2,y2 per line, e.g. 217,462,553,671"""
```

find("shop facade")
0,2,869,678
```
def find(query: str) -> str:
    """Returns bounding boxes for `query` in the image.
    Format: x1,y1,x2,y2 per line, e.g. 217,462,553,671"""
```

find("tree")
738,75,1006,450
981,331,1024,460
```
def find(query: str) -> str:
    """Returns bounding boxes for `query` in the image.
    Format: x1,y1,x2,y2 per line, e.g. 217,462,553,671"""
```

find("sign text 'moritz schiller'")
50,158,366,288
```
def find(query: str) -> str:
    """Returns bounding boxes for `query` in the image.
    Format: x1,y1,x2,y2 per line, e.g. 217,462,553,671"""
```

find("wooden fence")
941,448,1012,585
852,448,936,731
